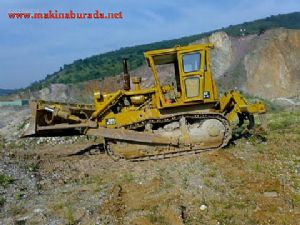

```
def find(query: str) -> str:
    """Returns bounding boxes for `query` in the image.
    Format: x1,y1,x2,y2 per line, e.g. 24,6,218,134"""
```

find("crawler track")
105,113,232,161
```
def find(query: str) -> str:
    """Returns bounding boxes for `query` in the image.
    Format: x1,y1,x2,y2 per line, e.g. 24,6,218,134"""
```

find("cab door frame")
177,50,205,102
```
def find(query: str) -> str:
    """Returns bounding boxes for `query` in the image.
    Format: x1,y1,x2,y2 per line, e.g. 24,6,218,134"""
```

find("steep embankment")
244,29,300,99
198,29,300,103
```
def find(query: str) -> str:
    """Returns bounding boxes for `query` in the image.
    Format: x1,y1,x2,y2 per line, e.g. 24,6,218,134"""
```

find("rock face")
38,84,70,102
200,29,300,100
244,29,300,99
194,31,235,79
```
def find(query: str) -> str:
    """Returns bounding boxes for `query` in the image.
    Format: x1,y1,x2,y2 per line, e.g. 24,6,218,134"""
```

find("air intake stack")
123,58,130,91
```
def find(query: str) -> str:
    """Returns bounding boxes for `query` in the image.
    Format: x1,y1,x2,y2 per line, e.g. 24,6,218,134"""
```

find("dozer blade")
22,102,38,137
22,101,97,138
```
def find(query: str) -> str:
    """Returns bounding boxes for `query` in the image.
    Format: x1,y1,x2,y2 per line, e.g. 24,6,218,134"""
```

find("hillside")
12,27,300,106
25,12,300,91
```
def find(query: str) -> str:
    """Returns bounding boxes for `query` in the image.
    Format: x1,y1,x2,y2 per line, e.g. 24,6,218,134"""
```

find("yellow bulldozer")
23,44,266,161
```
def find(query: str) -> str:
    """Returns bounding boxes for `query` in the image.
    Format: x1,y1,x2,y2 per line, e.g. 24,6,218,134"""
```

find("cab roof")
144,43,213,65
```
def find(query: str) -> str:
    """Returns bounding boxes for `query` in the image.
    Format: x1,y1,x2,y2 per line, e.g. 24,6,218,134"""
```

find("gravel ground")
0,106,299,225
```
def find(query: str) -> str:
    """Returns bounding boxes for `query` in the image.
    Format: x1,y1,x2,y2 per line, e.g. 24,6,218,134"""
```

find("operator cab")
144,44,217,108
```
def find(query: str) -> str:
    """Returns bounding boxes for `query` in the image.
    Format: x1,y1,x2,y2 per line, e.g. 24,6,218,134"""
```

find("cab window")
182,52,201,73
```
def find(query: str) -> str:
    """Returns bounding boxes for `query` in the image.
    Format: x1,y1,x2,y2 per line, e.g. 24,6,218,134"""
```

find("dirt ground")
0,111,299,225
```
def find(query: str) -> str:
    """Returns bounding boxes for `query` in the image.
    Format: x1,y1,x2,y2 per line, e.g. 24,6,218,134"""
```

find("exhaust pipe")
123,58,130,91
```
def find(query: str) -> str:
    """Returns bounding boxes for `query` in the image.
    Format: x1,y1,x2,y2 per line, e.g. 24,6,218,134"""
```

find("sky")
0,0,300,89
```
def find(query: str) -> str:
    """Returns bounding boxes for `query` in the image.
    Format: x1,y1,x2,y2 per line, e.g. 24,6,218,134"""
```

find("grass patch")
256,144,266,154
0,173,13,187
15,191,26,200
65,203,75,225
254,162,262,172
51,201,65,211
119,172,135,184
51,201,76,225
0,196,5,207
268,111,300,131
82,175,103,185
26,162,39,172
17,121,27,131
158,168,175,189
8,203,26,216
147,213,167,224
146,206,168,225
208,168,217,177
